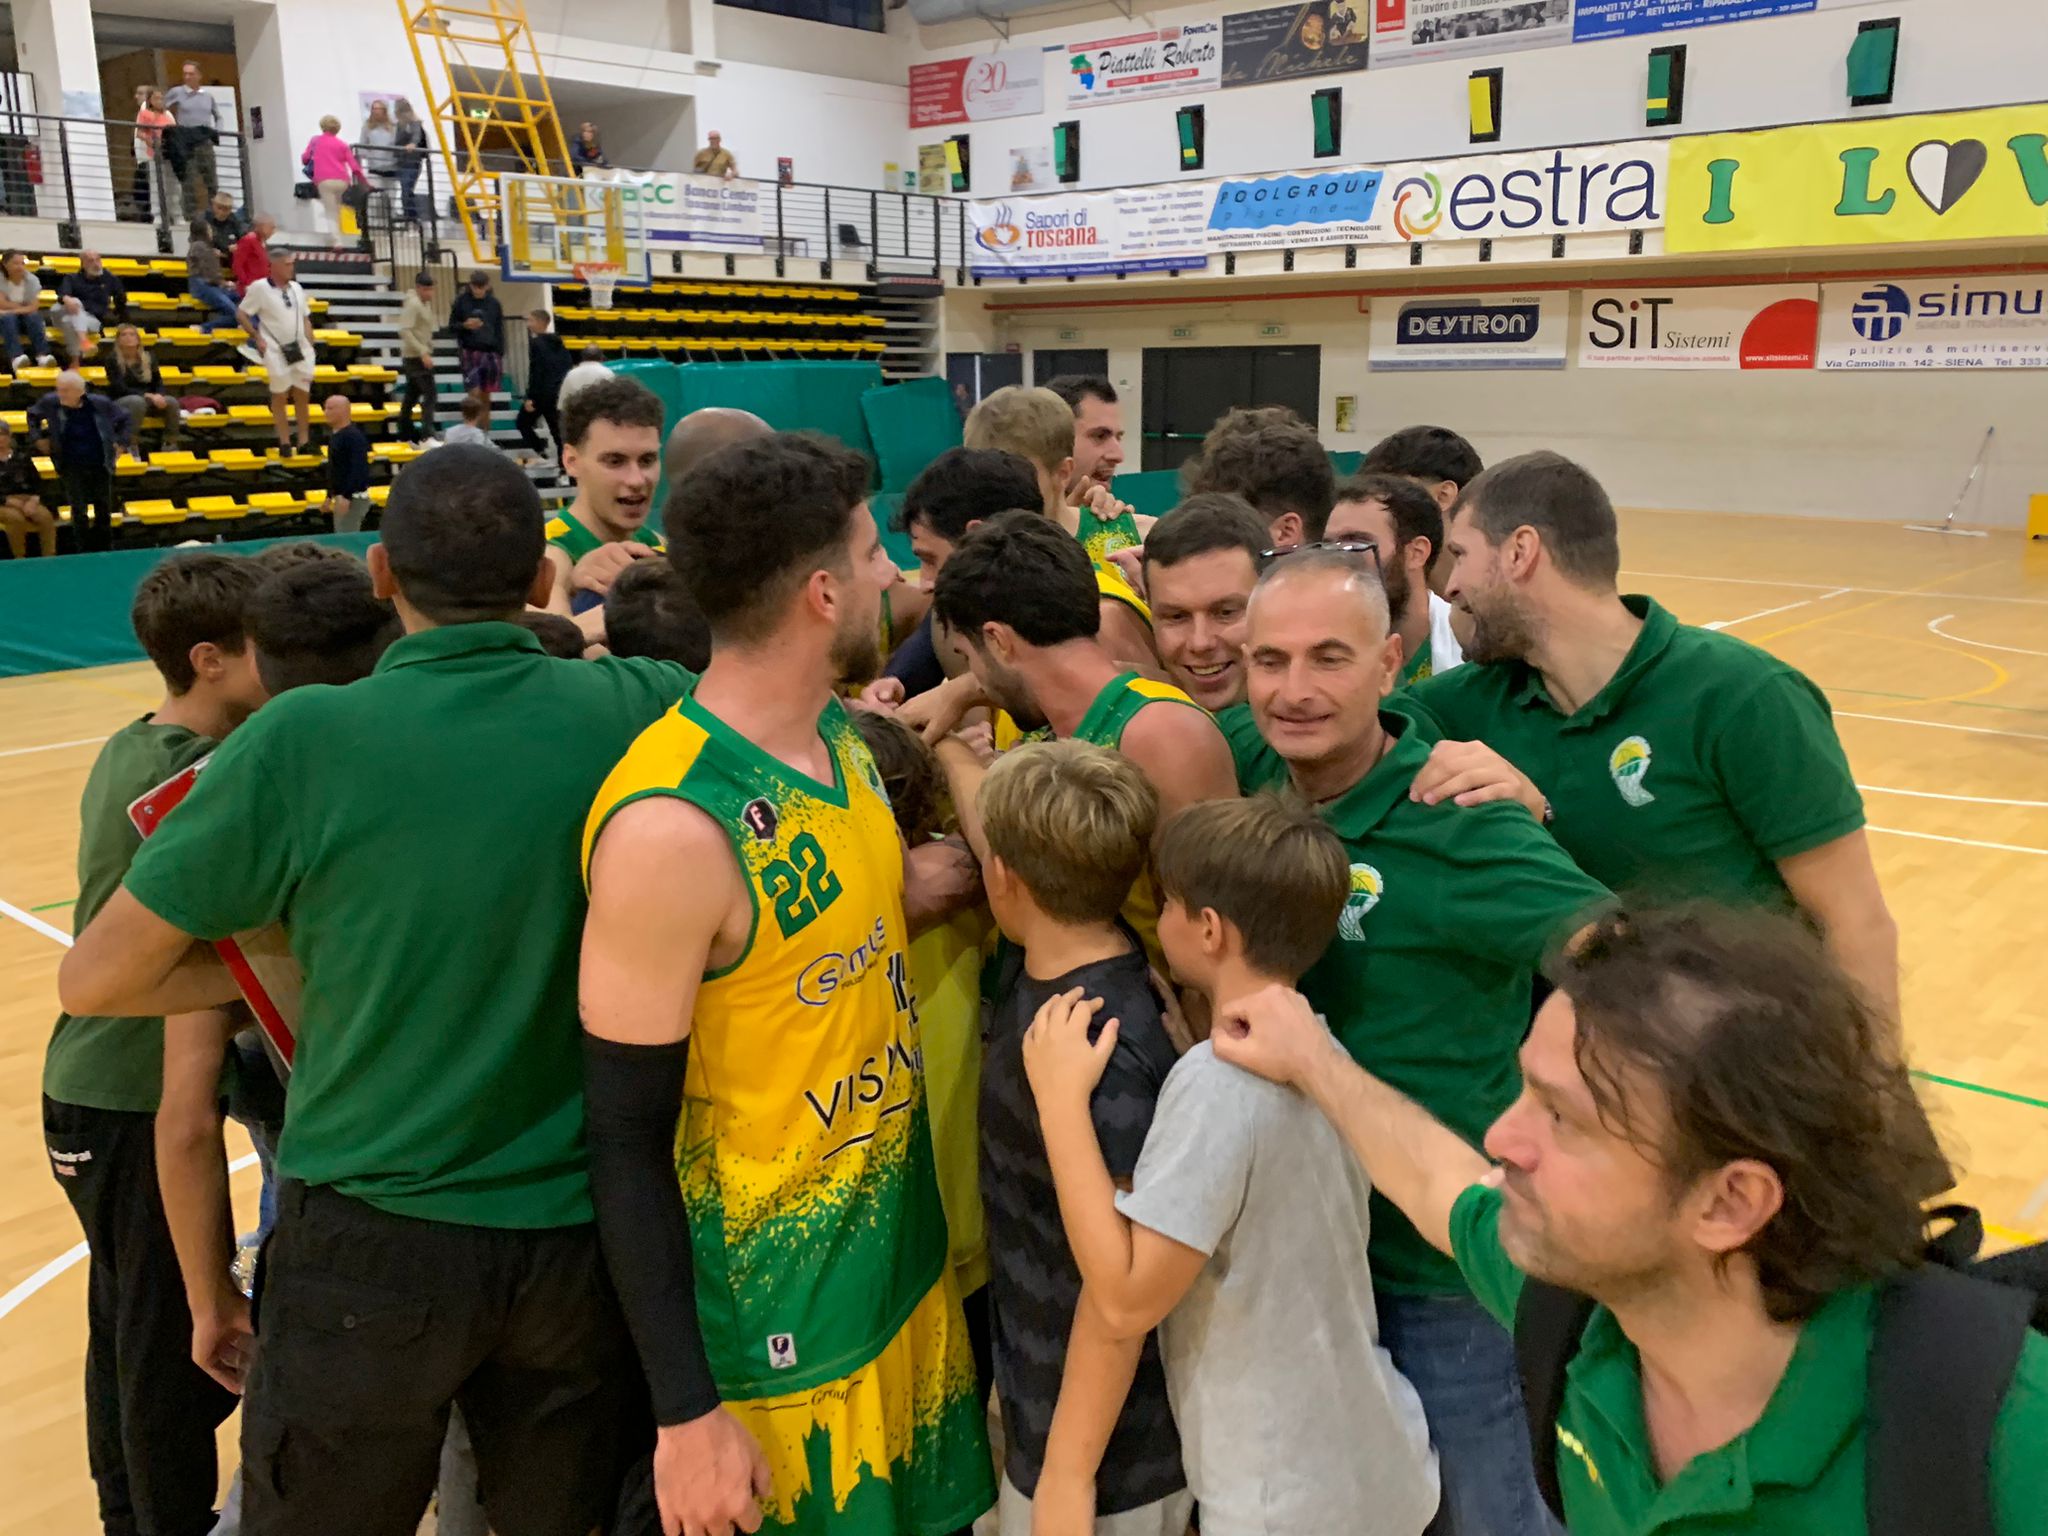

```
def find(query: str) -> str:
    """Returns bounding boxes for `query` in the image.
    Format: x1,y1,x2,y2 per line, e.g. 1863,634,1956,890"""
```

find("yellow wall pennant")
1666,104,2048,253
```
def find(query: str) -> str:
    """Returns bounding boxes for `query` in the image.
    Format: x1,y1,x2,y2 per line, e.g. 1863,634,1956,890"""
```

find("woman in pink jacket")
302,116,367,248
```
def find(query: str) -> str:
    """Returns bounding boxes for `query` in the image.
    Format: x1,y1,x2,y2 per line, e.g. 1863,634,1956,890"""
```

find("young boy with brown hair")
1023,794,1440,1536
975,739,1188,1536
42,550,269,1536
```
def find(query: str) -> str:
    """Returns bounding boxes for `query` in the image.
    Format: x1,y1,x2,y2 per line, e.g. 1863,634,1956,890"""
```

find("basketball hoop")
574,261,625,310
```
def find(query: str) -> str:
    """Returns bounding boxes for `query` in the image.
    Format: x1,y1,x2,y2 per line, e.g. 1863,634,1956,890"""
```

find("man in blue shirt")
29,371,132,553
321,394,373,531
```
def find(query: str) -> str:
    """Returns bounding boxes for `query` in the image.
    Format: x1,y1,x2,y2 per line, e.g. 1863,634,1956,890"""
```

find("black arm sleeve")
582,1032,723,1427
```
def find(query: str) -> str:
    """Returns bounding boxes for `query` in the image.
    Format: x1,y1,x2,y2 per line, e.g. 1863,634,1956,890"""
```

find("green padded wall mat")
1108,470,1184,519
861,377,962,494
0,533,377,678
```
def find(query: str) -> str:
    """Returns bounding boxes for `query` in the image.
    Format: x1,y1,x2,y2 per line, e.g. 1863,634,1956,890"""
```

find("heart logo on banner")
1906,139,1989,215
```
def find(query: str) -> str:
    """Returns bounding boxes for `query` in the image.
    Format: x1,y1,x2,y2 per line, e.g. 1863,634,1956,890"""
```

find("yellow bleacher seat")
149,259,189,278
279,451,324,471
102,257,149,277
130,293,184,310
191,365,247,385
180,412,229,430
248,492,306,516
228,405,276,424
2,411,25,433
313,366,348,385
370,442,425,465
367,485,391,507
113,454,147,478
189,496,244,521
348,364,398,384
124,499,187,526
209,449,268,476
38,255,79,274
156,367,192,388
30,455,55,479
348,403,397,423
13,366,57,390
312,329,362,347
148,451,209,475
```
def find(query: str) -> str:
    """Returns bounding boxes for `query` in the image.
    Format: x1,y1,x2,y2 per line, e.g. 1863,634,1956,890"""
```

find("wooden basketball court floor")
2,506,2046,1531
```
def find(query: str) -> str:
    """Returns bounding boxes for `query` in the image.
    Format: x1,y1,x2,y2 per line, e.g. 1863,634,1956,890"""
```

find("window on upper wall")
717,0,886,33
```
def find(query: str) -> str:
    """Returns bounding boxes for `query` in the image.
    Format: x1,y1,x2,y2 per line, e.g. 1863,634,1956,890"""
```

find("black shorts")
240,1181,649,1536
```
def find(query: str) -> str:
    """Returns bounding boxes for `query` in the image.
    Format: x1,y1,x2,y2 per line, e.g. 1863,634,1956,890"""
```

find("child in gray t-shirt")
1023,794,1439,1536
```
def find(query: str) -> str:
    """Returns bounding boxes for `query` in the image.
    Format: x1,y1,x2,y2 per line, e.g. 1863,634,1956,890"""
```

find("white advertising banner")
591,170,764,251
1370,292,1571,370
1372,0,1574,67
1819,276,2048,370
908,48,1045,128
1577,285,1819,370
967,184,1211,278
1052,21,1223,110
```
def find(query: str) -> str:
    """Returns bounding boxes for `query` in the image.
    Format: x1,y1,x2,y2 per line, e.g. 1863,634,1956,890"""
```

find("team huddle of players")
51,372,2036,1536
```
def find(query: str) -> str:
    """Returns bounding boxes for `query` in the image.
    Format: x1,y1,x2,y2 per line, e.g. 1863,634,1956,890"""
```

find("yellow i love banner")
1666,104,2048,253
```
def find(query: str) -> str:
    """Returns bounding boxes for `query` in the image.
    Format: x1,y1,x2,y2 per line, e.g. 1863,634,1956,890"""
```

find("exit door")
1139,346,1321,472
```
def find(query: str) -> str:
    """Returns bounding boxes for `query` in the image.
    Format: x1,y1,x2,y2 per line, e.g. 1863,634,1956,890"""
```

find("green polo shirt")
1299,714,1611,1294
1449,1183,2048,1535
123,623,693,1229
44,717,215,1113
1403,597,1863,910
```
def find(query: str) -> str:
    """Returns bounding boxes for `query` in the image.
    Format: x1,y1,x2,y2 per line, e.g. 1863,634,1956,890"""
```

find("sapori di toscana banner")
1665,103,2048,253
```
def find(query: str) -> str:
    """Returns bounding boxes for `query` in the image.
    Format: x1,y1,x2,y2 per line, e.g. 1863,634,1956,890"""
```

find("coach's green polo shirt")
1299,714,1610,1294
1449,1183,2048,1535
1404,597,1863,910
124,622,693,1229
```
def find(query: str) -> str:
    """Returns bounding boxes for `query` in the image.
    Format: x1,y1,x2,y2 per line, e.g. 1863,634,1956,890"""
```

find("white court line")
1859,783,2048,810
0,897,73,947
1835,711,2048,744
0,1152,262,1322
1868,825,2048,858
0,735,102,760
1926,613,2048,659
1703,588,1850,631
1620,570,2048,607
2020,1175,2048,1224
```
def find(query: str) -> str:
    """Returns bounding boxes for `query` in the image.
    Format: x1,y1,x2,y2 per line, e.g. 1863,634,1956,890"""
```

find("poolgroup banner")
1577,285,1819,369
1207,140,1666,250
1054,22,1222,109
908,49,1045,128
1371,0,1573,67
1370,293,1570,370
968,185,1211,278
1818,276,2048,369
1221,3,1370,87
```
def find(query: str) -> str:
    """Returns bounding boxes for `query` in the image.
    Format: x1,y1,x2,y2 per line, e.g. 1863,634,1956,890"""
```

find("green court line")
29,898,73,912
1913,1070,2048,1114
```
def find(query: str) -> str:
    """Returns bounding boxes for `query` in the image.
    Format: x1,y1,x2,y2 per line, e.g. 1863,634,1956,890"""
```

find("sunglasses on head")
1259,538,1381,570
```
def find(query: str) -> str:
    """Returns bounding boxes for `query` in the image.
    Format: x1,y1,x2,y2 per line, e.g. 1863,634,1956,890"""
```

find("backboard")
497,171,650,284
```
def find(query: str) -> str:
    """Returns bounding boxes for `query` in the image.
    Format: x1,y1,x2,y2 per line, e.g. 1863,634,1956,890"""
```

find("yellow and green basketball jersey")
1078,504,1143,563
582,692,950,1398
1094,560,1151,626
1069,670,1205,971
545,510,665,565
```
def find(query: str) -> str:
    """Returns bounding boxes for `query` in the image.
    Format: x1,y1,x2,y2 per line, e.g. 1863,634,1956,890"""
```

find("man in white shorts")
237,246,316,451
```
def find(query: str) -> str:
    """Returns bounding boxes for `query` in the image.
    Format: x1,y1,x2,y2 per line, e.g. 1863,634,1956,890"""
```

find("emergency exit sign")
1260,322,1289,338
1170,324,1197,340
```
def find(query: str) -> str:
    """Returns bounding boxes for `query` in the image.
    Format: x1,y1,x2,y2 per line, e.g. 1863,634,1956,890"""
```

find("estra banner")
1577,285,1820,369
908,49,1045,129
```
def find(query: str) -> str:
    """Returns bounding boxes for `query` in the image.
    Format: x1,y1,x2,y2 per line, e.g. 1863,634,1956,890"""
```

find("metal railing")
0,111,254,252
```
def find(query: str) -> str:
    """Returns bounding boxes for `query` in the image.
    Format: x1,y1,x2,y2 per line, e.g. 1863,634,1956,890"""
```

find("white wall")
947,283,2048,528
911,0,2048,195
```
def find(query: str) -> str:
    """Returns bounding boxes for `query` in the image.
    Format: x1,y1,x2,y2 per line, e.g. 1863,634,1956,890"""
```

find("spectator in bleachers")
398,269,440,444
204,191,248,260
302,117,369,249
184,219,241,333
59,252,129,332
0,420,55,558
0,250,57,367
450,269,505,396
28,371,132,554
570,122,610,173
393,99,429,225
238,246,317,452
232,213,276,296
56,297,102,364
558,346,613,412
323,394,373,531
131,88,174,223
442,391,494,449
518,309,570,464
108,324,184,449
163,61,222,219
361,100,399,206
692,129,737,179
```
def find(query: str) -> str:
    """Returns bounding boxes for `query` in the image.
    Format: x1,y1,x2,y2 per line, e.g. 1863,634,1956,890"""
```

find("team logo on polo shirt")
1337,863,1383,942
1608,736,1656,808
